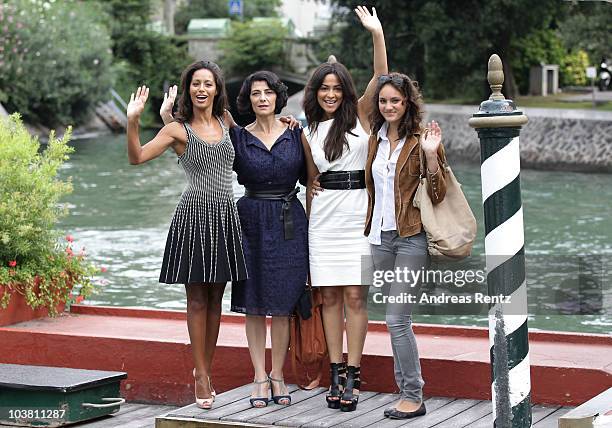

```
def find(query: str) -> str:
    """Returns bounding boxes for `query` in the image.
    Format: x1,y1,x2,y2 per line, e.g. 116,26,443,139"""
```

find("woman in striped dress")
126,60,248,410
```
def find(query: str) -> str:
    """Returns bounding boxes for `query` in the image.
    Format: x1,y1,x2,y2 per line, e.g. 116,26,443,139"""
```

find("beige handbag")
413,142,477,261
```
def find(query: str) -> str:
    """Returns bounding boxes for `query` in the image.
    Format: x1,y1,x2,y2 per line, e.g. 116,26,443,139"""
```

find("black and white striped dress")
159,119,248,284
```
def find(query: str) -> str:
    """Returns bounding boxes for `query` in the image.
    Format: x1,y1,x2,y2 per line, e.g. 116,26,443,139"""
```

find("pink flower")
65,235,74,242
100,267,107,273
65,247,74,257
8,260,16,267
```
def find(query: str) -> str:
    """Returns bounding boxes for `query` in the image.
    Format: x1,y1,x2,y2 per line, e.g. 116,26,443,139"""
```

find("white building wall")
279,0,331,37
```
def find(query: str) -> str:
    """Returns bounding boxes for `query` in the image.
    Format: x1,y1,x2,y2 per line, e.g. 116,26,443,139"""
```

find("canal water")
58,131,611,334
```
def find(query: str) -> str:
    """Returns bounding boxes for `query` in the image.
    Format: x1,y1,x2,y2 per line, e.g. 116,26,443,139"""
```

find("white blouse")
368,122,406,245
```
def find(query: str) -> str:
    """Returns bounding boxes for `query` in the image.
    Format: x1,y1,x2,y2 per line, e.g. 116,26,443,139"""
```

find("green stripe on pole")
490,319,529,372
487,248,526,297
483,176,522,234
478,128,520,163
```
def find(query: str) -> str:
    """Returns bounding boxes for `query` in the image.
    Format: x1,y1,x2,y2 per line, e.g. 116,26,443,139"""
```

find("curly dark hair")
303,61,358,163
236,70,288,115
175,60,227,123
369,72,424,139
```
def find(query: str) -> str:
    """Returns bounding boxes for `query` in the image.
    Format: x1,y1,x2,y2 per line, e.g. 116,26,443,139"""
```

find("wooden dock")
155,384,574,428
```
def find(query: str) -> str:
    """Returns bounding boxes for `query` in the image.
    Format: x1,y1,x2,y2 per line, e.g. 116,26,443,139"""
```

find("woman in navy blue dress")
230,71,308,408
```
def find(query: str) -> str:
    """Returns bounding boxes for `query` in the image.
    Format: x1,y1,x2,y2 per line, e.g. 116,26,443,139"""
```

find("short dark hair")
303,61,358,162
175,60,227,123
236,71,288,115
369,72,424,139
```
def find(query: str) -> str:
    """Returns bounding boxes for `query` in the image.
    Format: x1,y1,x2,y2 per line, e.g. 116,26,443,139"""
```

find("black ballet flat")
387,403,427,419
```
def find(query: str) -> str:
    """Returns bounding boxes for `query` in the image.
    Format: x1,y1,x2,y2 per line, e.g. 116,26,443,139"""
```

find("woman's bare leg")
320,286,345,363
185,283,213,399
270,316,290,403
245,315,269,404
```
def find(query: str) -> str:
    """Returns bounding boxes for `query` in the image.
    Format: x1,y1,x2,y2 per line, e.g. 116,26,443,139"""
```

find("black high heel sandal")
340,366,360,412
326,362,346,409
269,374,291,405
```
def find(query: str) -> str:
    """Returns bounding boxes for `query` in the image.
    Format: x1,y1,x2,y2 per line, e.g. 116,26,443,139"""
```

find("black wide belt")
244,186,300,240
319,170,366,190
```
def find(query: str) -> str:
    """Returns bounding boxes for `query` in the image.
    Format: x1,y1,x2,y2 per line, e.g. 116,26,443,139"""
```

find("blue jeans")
371,230,428,403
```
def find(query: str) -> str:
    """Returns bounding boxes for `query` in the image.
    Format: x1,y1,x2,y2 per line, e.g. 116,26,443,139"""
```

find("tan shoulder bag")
413,140,477,261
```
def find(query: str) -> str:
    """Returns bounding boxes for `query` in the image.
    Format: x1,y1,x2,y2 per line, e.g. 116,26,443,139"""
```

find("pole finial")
488,54,505,101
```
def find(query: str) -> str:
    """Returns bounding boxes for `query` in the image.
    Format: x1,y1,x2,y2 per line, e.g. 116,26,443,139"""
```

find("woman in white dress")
301,5,387,412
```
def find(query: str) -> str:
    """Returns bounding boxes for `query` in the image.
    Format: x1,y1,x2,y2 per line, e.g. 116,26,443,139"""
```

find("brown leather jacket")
364,133,447,238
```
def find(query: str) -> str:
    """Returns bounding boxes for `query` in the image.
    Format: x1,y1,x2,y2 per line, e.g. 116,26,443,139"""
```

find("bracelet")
427,164,440,176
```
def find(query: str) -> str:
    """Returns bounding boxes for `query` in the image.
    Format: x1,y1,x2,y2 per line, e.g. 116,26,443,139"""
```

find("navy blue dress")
230,126,308,316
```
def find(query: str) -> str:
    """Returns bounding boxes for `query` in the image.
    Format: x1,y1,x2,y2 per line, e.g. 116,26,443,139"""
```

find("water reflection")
58,132,612,333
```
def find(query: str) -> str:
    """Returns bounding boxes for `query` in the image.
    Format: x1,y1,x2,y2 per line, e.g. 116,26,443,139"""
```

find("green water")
58,132,611,334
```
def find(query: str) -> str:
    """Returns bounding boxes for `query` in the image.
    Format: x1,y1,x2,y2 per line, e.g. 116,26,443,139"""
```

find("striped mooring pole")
469,54,532,427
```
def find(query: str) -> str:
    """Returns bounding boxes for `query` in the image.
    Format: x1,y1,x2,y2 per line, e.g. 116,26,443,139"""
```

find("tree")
326,0,566,100
174,0,282,35
219,20,288,74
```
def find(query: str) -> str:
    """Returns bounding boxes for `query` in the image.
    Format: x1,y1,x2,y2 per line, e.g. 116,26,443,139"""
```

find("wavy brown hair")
303,61,358,162
369,72,424,139
175,60,227,123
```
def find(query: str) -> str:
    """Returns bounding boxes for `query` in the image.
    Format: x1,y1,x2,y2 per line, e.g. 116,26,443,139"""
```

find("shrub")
561,49,590,87
0,0,113,127
219,20,288,74
0,114,97,314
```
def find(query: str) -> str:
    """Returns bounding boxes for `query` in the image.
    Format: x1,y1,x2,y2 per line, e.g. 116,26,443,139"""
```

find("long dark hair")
175,60,227,123
236,70,288,115
303,61,358,162
369,72,423,139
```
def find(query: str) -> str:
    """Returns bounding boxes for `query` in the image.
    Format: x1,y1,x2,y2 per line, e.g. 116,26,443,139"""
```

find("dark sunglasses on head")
378,75,419,89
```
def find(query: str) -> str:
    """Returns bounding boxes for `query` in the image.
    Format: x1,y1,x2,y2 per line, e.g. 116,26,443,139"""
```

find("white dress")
306,119,371,286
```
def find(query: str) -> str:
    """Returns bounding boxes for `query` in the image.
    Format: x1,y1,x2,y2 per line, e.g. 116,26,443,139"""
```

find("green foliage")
511,29,565,94
0,115,97,314
561,50,589,87
219,20,288,74
0,0,113,127
102,0,192,123
559,2,611,62
328,0,566,101
174,0,281,35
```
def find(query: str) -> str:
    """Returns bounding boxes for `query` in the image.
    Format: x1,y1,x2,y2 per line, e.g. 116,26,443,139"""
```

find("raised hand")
127,86,149,121
421,120,442,155
354,5,382,34
160,85,177,120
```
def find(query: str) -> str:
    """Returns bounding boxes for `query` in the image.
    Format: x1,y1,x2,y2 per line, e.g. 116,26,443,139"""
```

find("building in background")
279,0,331,38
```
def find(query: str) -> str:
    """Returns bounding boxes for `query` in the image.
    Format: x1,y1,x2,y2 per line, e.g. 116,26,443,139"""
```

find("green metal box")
0,364,127,427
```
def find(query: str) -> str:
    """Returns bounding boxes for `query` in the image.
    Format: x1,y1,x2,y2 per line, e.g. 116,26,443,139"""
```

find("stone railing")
426,104,612,173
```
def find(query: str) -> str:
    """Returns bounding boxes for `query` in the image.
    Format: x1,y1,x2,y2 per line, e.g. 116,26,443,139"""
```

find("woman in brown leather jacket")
364,72,446,420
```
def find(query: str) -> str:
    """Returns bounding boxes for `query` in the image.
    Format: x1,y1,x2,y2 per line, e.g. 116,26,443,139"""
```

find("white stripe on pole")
481,136,520,201
509,352,531,407
488,284,528,335
485,207,524,256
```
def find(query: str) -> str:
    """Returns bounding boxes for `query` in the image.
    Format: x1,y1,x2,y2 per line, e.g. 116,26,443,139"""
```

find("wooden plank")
84,404,176,428
247,388,328,425
559,387,612,428
462,414,492,428
432,400,491,428
534,407,576,428
156,416,274,428
165,384,253,419
532,404,562,424
116,406,180,428
221,387,326,424
278,391,378,427
304,393,399,428
193,384,301,421
397,398,480,427
364,397,456,428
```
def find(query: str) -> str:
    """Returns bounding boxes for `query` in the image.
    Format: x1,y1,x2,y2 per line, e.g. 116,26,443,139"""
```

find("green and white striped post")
469,54,532,427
